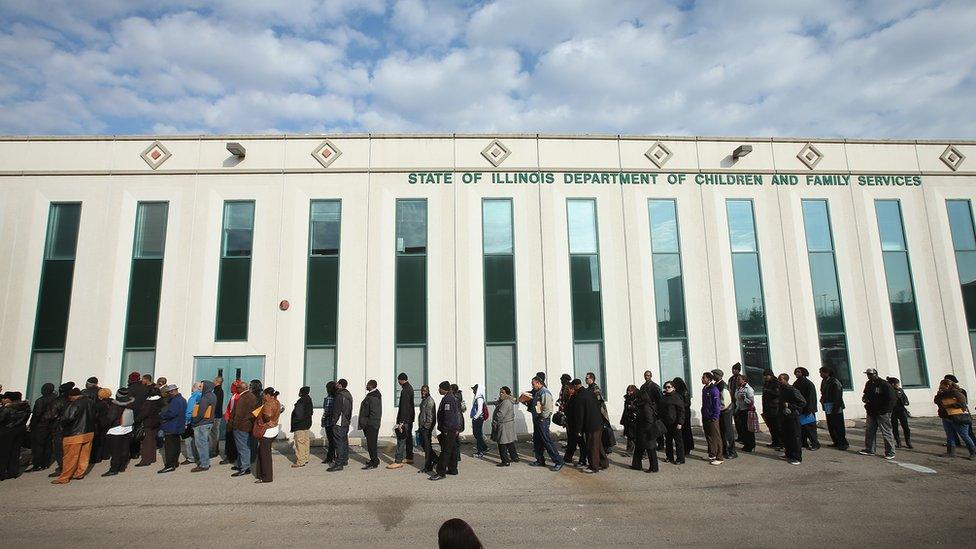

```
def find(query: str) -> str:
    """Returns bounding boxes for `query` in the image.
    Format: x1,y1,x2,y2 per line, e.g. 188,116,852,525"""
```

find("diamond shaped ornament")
940,145,966,171
311,139,342,168
481,139,511,167
797,143,823,170
644,141,672,168
140,141,171,170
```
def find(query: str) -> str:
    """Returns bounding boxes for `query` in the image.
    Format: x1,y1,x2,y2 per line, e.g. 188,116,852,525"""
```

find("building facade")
0,134,974,433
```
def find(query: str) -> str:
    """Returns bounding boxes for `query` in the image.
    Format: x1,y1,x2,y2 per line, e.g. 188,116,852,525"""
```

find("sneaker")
474,453,485,459
710,459,723,466
386,463,404,469
583,468,598,474
157,467,176,474
528,461,546,467
884,454,895,460
100,470,118,477
789,460,801,465
326,465,343,472
551,463,564,472
857,450,874,456
428,473,446,481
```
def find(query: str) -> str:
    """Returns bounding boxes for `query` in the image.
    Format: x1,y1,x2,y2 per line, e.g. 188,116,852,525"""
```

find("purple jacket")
701,384,721,421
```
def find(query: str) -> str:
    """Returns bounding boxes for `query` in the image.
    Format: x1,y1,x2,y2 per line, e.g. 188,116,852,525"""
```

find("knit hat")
560,374,572,383
161,384,178,393
127,372,141,383
864,368,878,375
86,377,98,385
711,368,724,379
115,388,134,404
58,382,75,396
8,391,22,401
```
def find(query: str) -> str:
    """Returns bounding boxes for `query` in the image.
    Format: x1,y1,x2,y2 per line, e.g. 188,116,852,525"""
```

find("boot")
942,445,956,458
969,448,975,461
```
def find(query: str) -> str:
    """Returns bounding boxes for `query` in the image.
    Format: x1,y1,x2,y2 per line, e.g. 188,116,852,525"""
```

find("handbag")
601,421,616,450
552,411,565,427
252,421,268,439
747,407,761,433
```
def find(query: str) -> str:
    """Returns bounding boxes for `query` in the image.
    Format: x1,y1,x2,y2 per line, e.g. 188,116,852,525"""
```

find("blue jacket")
701,384,721,421
160,393,188,435
185,390,202,424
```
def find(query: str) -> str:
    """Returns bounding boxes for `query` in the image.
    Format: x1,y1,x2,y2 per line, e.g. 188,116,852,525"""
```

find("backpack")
482,403,489,421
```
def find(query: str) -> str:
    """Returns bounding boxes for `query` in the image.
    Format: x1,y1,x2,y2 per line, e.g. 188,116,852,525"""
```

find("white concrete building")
1,134,974,433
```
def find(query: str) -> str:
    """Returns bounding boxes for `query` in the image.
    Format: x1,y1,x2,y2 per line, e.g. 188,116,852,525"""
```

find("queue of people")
0,364,974,484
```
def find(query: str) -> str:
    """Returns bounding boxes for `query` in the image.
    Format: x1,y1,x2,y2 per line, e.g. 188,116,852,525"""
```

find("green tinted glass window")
133,202,168,259
310,201,341,256
221,201,255,258
215,258,251,341
44,203,82,260
396,200,427,254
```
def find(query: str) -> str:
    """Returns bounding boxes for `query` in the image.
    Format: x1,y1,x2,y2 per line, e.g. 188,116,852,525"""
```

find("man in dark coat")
819,366,848,450
230,380,260,476
0,392,31,479
859,368,897,459
640,370,665,451
82,377,100,402
777,374,806,465
562,381,587,468
630,391,661,472
28,383,57,472
52,388,96,484
290,386,313,468
793,367,821,450
580,373,608,473
327,379,353,472
44,382,74,477
358,380,382,470
390,373,415,468
761,370,782,449
126,373,151,459
430,381,461,481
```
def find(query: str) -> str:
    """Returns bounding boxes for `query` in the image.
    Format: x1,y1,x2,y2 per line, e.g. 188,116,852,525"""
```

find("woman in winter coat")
254,388,282,483
620,385,639,457
660,381,685,464
630,391,661,473
134,386,164,466
671,377,695,454
92,388,114,464
935,379,976,459
490,386,518,466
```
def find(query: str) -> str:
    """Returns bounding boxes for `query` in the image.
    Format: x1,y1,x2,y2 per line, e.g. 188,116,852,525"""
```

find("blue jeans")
472,417,488,453
193,424,211,468
334,425,350,465
942,418,976,452
532,417,563,465
234,429,251,470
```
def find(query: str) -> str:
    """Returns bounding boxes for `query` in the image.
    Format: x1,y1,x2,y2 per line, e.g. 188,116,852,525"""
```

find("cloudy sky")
0,0,973,138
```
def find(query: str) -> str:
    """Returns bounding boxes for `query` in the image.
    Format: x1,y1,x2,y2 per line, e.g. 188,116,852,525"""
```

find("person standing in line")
728,363,743,443
221,380,245,465
82,377,100,403
671,377,695,455
101,388,136,476
417,384,438,473
701,372,723,465
254,387,281,483
290,386,313,468
157,384,186,474
528,376,564,471
777,373,806,465
430,381,461,481
155,377,167,390
321,381,337,464
327,379,353,472
733,374,756,453
91,387,113,466
189,380,216,473
181,382,202,465
888,377,912,449
210,376,224,459
125,373,148,460
660,381,685,464
761,370,782,450
451,383,465,470
490,386,518,466
581,372,608,473
620,385,638,457
793,367,821,451
935,378,976,459
819,366,849,450
0,392,30,480
358,380,382,470
859,368,897,460
712,368,736,460
27,383,56,472
561,382,585,468
630,390,661,473
134,386,163,467
51,388,96,484
230,380,260,477
389,373,415,469
639,370,665,450
45,382,74,478
469,384,488,458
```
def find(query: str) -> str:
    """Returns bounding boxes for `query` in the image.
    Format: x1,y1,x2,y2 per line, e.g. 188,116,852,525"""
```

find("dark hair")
795,367,809,377
702,372,714,381
500,386,511,395
250,379,263,393
778,373,791,382
944,374,959,383
886,377,900,385
531,376,543,385
326,381,337,396
299,386,311,397
585,372,596,380
337,378,348,389
147,385,160,397
366,379,377,390
450,383,459,392
421,384,430,394
819,366,835,375
397,372,408,381
439,381,451,392
438,518,482,549
142,374,153,382
535,371,546,383
263,387,280,397
571,379,582,386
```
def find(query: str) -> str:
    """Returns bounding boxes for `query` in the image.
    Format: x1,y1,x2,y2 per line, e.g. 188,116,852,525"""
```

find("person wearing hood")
291,386,313,468
0,392,31,480
182,381,203,465
254,387,282,483
102,388,136,476
358,380,382,470
470,383,488,458
389,373,415,469
92,387,114,465
190,380,217,472
222,380,246,465
28,382,57,472
53,388,96,484
134,386,164,467
231,380,261,476
44,381,74,477
158,384,187,474
490,386,518,466
327,379,353,472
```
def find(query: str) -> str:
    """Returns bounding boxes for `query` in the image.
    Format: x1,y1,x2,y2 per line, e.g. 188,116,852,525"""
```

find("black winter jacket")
862,378,896,415
396,382,415,424
291,394,313,431
61,397,96,437
793,377,818,415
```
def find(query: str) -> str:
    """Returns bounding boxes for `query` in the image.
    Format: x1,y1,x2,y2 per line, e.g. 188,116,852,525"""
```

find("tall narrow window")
801,200,852,389
947,200,976,368
395,199,427,400
305,200,341,406
120,202,169,384
215,201,254,341
28,202,82,401
875,200,927,387
567,199,605,387
648,200,690,383
726,199,769,389
483,199,517,397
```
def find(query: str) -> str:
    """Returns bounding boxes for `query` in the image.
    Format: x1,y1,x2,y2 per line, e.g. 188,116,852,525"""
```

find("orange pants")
56,432,94,483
